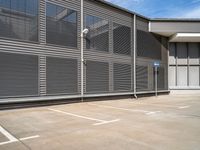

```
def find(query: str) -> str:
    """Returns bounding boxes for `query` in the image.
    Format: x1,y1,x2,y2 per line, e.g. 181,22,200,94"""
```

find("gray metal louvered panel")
40,0,81,49
136,65,148,92
113,23,131,55
136,16,163,60
46,57,78,95
156,67,165,90
136,16,148,31
136,16,168,92
85,15,109,52
84,0,132,23
0,52,38,98
86,61,109,93
113,63,131,91
137,30,162,60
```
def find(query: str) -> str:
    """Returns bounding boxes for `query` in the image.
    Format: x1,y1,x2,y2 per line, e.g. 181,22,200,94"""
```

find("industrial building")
0,0,200,103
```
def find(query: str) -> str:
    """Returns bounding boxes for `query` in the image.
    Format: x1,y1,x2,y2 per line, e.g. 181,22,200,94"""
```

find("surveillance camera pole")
81,0,84,102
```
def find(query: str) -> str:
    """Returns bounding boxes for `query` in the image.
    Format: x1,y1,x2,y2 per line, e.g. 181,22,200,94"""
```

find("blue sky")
106,0,200,18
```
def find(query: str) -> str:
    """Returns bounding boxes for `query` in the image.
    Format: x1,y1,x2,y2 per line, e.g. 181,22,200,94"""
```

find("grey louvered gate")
113,63,131,91
85,60,109,93
136,65,148,91
0,52,38,98
136,16,168,92
46,57,78,95
83,0,133,96
113,23,131,55
153,67,165,90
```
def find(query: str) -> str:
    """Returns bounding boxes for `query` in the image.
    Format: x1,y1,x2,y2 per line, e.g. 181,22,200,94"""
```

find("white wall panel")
189,66,199,86
169,66,176,87
177,66,188,87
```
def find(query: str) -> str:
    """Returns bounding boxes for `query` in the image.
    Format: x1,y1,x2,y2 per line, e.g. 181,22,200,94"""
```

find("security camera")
82,28,89,35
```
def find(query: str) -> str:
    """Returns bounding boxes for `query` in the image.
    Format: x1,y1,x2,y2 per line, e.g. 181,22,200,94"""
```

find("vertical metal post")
175,43,178,86
187,43,189,87
133,14,137,99
155,67,158,97
167,41,170,91
199,43,200,86
81,0,84,102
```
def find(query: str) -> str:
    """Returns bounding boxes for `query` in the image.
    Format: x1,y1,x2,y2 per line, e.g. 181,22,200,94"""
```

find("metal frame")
81,0,84,101
133,14,137,97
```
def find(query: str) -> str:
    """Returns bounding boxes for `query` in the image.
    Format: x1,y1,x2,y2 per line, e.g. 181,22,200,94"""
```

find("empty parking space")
0,94,200,150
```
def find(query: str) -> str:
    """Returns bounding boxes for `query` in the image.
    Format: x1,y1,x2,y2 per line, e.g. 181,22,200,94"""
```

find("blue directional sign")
153,61,160,67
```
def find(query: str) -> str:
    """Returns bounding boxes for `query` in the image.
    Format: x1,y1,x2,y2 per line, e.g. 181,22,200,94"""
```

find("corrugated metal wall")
0,0,169,102
46,57,78,95
83,0,133,95
136,16,168,93
0,52,38,98
169,42,200,89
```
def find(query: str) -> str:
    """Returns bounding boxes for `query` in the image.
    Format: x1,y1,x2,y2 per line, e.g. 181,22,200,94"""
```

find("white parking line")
93,119,120,126
129,102,179,108
89,103,161,115
19,135,40,141
128,102,191,110
47,108,120,126
0,126,18,145
0,125,39,146
178,105,190,109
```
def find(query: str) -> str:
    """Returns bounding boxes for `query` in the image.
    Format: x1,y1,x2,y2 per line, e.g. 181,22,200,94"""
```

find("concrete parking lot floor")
0,94,200,150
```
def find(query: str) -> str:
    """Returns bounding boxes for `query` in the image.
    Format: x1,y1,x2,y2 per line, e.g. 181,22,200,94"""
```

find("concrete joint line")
47,108,120,126
0,125,39,146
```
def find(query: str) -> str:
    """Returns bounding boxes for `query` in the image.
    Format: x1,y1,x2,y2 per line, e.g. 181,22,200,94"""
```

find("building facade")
0,0,199,103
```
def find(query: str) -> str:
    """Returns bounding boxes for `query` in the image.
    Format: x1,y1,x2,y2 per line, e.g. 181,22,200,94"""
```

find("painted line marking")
93,119,120,126
0,125,39,146
0,135,40,146
0,140,15,146
0,125,18,145
89,103,161,115
128,102,192,110
47,108,120,126
178,106,190,109
19,135,40,141
131,103,178,108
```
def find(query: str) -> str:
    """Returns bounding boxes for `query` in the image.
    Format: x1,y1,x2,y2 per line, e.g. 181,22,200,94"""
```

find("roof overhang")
149,20,200,42
169,33,200,42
